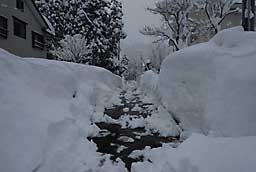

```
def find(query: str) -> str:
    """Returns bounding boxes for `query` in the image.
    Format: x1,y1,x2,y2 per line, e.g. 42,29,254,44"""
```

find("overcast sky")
120,0,160,44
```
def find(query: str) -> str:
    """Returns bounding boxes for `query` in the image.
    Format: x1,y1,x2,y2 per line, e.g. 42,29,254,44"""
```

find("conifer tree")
35,0,126,73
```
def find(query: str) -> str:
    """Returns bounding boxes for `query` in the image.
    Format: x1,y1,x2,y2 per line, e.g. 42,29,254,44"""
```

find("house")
0,0,54,58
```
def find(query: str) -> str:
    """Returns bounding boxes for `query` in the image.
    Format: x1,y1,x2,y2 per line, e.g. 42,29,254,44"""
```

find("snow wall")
0,49,125,172
158,27,256,137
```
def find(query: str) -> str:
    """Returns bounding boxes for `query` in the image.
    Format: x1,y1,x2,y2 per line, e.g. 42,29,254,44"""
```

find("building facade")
0,0,53,58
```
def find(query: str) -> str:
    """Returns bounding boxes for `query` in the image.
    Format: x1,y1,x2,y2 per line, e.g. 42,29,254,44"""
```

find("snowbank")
0,49,124,172
158,27,256,136
131,133,256,172
139,70,159,95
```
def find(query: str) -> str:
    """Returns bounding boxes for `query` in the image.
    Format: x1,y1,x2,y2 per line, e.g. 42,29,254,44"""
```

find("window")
16,0,25,11
13,17,26,39
0,16,8,39
32,31,45,50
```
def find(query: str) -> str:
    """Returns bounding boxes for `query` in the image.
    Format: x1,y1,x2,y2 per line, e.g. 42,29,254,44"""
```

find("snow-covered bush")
158,27,256,137
51,34,90,63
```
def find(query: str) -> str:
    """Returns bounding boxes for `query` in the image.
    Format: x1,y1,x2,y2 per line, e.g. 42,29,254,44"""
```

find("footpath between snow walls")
0,49,125,172
158,27,256,137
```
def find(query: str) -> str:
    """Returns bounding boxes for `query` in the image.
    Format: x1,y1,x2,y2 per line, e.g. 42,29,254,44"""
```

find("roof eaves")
27,0,53,35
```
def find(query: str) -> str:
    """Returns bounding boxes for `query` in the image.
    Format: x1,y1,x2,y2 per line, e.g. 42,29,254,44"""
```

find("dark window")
16,0,25,11
13,17,26,39
32,31,45,50
0,16,8,39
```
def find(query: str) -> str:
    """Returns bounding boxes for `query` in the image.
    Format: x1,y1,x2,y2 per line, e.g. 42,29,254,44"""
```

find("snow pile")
131,133,256,172
139,70,159,96
158,26,256,136
0,49,125,172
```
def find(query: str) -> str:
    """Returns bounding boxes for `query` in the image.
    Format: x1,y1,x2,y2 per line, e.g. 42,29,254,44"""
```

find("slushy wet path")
88,83,181,171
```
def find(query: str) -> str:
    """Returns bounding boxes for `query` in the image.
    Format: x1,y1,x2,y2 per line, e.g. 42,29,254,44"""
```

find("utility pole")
242,0,255,31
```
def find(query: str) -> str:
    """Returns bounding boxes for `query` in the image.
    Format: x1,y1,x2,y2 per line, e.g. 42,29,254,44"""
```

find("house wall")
0,0,47,58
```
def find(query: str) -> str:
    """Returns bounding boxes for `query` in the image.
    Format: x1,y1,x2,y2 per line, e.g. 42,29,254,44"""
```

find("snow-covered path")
89,82,181,171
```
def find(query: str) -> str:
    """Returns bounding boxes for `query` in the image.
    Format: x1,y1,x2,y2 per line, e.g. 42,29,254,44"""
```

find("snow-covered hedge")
0,49,124,172
158,27,256,137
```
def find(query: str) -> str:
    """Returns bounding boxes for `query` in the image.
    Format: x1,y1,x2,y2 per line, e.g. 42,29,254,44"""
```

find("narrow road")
88,82,181,171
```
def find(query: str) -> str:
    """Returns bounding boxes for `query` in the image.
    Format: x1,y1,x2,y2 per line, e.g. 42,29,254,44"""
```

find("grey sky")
121,0,160,44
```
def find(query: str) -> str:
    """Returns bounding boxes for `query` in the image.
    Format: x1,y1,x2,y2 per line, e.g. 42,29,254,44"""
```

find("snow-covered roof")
43,15,55,36
25,0,54,36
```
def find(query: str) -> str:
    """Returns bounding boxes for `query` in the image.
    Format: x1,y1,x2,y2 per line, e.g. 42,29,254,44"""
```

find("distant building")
0,0,54,58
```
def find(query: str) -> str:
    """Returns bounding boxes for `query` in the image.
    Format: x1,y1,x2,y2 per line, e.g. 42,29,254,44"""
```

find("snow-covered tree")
141,0,236,51
194,0,236,34
141,0,194,51
150,43,171,72
86,0,126,73
35,0,126,73
51,34,90,63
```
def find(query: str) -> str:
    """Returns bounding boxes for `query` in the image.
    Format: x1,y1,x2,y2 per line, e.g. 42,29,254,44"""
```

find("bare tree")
140,0,194,51
151,43,171,72
141,0,237,51
198,0,236,34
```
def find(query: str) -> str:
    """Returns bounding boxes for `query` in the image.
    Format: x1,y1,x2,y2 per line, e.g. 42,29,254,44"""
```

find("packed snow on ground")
0,49,126,172
131,133,256,172
158,26,256,136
